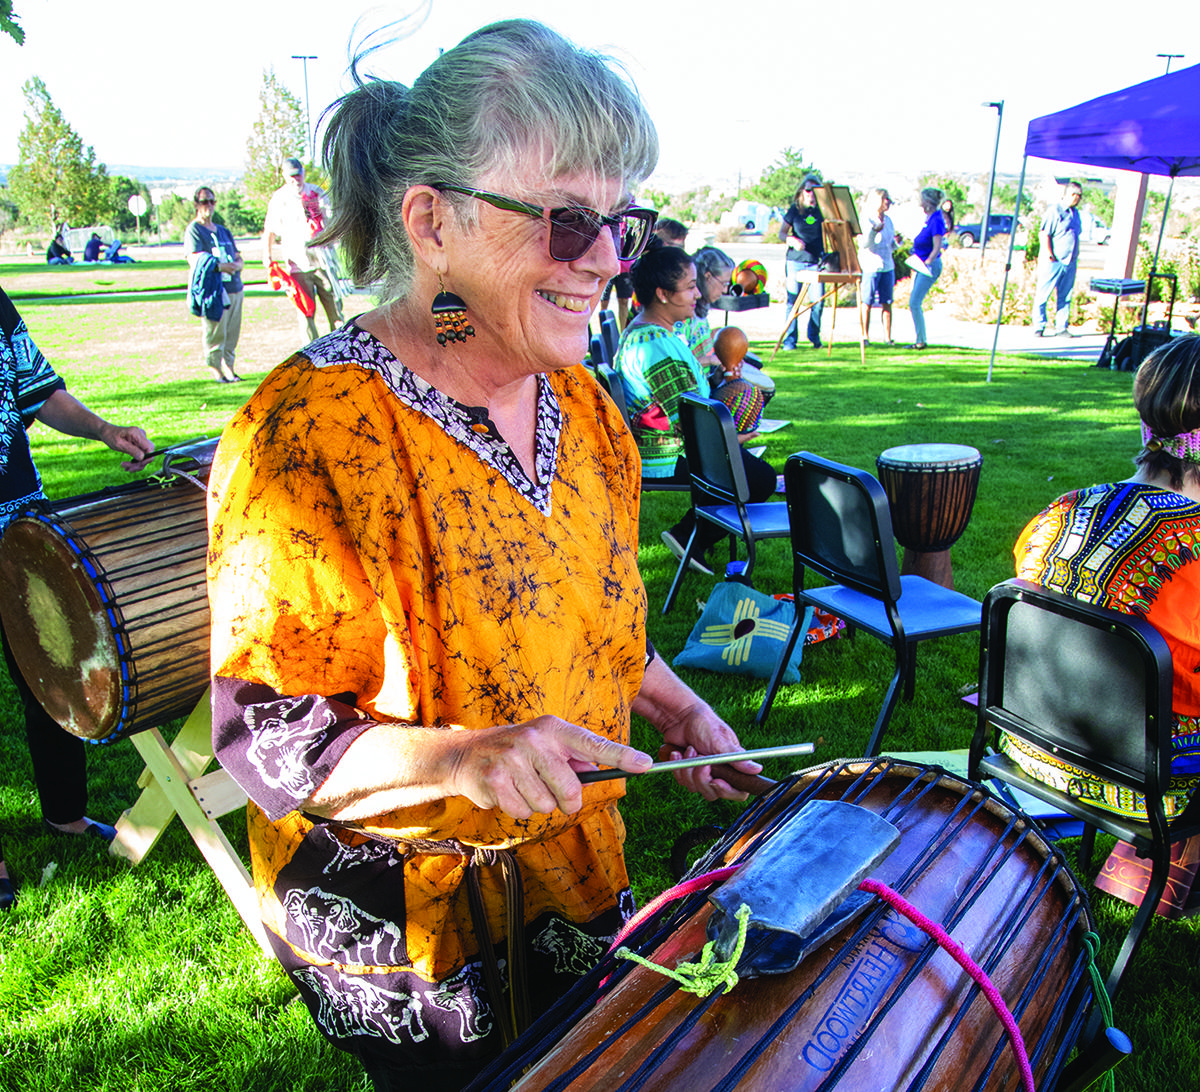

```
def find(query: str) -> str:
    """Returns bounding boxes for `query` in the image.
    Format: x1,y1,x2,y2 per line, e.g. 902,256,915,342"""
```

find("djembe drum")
713,327,765,435
469,759,1096,1092
0,439,218,744
875,444,982,589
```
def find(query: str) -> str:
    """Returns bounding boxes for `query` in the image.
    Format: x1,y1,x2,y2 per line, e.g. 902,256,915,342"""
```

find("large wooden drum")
0,440,217,744
471,760,1095,1092
875,443,982,588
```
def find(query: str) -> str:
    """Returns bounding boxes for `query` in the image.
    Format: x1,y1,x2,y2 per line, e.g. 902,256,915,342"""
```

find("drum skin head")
0,519,121,740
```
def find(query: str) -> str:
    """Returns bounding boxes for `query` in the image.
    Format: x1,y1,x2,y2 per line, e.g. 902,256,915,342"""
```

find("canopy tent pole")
1138,170,1177,330
987,156,1028,383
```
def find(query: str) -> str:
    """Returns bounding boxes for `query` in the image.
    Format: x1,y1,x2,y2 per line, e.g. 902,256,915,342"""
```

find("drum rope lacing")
470,762,1094,1092
606,865,1037,1092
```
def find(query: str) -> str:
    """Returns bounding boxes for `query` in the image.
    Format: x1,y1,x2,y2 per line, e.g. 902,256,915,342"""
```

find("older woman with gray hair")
684,245,775,401
907,186,947,350
205,20,757,1092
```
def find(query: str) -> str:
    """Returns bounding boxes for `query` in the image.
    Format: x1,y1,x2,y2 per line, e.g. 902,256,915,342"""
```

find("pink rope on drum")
858,877,1036,1092
606,865,742,956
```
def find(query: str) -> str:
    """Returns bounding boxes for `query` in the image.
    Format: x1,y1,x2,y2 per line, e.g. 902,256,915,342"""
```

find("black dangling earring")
432,276,475,348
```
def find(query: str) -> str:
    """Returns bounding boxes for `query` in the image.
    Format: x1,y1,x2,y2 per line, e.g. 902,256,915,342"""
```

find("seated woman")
1009,334,1200,916
614,246,777,575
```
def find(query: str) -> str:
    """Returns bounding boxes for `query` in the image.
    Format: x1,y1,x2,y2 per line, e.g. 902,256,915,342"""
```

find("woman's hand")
658,703,759,801
446,717,652,819
631,658,760,801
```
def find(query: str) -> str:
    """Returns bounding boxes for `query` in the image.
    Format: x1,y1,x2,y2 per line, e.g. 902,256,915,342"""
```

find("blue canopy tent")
988,62,1200,378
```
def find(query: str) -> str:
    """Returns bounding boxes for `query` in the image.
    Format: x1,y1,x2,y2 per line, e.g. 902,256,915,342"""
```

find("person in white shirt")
858,188,897,345
263,157,344,341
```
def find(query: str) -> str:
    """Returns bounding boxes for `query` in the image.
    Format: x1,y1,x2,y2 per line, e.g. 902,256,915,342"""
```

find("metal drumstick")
577,742,816,783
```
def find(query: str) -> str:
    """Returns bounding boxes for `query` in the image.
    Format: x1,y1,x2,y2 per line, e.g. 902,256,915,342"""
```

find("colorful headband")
1141,421,1200,463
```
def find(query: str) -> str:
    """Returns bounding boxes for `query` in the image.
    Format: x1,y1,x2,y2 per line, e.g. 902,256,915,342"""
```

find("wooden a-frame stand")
109,688,271,956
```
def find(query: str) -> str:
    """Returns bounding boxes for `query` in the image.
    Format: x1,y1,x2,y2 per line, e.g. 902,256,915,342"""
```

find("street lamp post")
292,54,318,162
1157,53,1183,74
979,101,1004,263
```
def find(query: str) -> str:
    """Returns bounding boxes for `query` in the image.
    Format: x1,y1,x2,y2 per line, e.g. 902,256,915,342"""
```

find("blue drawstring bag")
673,583,814,683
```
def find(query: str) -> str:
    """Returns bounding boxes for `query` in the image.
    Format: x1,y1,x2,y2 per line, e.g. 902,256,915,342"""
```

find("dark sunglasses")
197,198,216,206
436,185,658,262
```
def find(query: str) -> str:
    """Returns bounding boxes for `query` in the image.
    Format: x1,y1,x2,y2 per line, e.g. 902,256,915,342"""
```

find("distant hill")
0,164,241,186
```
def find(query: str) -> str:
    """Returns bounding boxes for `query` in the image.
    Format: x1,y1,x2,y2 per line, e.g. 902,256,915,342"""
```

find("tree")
1,0,23,45
8,77,109,233
107,174,153,234
994,182,1033,218
243,68,308,202
743,147,821,210
919,173,971,219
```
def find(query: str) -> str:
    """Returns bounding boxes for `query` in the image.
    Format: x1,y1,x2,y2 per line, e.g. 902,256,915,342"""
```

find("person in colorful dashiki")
1010,333,1200,917
613,246,777,577
205,21,759,1092
0,285,154,911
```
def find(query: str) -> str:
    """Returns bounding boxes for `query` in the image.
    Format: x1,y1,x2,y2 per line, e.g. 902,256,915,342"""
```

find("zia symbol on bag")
699,593,792,669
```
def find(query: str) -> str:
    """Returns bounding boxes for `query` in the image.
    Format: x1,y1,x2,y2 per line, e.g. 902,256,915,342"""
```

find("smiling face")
655,263,701,325
436,169,624,378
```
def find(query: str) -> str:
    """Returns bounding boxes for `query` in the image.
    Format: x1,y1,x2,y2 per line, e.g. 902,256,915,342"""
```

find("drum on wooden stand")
0,439,218,744
875,443,982,589
470,759,1096,1092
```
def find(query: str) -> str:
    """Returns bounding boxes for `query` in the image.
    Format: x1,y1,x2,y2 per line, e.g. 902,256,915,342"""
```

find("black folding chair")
661,393,789,614
756,452,981,755
969,577,1200,998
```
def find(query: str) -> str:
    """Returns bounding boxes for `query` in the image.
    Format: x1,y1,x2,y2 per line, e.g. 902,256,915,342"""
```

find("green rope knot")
615,902,752,998
1082,931,1118,1092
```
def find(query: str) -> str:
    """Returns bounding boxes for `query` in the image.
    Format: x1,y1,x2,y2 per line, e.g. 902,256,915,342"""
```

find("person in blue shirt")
907,187,946,350
1033,181,1083,337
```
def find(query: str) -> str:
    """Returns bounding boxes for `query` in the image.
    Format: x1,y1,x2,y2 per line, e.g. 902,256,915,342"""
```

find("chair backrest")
595,363,632,430
678,393,751,508
589,333,611,368
784,452,902,602
979,578,1174,799
599,310,620,363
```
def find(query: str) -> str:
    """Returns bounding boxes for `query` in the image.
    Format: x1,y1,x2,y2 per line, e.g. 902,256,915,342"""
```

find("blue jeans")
1034,260,1077,331
783,257,824,347
908,255,942,345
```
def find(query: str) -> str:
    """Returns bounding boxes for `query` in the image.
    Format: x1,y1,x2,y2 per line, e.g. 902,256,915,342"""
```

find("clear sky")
0,0,1194,194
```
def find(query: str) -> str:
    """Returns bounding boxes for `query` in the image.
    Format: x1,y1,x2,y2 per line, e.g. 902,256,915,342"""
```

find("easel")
109,689,271,957
771,184,867,365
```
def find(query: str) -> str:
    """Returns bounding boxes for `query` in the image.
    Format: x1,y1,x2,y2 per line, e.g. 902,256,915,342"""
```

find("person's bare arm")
306,715,653,822
35,389,155,470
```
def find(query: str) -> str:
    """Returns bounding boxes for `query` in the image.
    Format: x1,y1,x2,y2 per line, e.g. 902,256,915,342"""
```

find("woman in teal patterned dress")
613,247,776,575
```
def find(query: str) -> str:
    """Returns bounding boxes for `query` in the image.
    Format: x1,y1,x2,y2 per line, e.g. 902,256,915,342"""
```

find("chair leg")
865,662,904,757
1102,841,1172,999
1078,825,1097,874
741,535,758,586
754,609,805,727
902,642,918,701
662,526,705,615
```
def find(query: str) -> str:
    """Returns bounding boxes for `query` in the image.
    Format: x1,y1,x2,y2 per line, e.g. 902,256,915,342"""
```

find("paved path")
712,239,1118,364
711,292,1109,364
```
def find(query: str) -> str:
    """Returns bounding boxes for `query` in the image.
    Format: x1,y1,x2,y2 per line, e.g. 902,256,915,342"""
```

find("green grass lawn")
0,258,270,301
0,287,1193,1091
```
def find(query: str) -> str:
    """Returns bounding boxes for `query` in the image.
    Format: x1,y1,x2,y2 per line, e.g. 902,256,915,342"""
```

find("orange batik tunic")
207,325,647,1069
